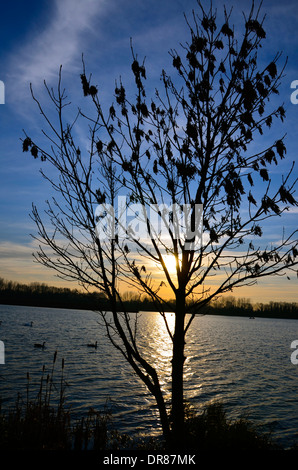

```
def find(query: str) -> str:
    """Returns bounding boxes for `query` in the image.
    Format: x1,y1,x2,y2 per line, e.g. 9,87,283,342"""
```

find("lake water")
0,304,298,448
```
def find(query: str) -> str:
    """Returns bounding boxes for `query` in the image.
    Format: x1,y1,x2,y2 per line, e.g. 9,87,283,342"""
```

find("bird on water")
34,341,46,349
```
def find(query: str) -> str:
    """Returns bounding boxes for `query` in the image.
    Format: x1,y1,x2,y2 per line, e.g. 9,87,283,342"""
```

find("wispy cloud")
7,0,108,107
0,240,70,286
286,207,298,214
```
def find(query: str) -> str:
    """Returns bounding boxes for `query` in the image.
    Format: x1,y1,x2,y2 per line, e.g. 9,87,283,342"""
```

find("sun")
162,254,178,275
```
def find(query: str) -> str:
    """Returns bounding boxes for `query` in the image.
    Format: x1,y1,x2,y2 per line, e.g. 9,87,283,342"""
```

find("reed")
0,352,71,450
0,352,121,450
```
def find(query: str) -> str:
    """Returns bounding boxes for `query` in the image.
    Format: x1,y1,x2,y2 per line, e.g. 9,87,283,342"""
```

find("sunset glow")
0,0,297,305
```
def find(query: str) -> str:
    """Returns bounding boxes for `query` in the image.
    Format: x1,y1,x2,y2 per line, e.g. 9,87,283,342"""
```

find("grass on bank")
0,353,289,451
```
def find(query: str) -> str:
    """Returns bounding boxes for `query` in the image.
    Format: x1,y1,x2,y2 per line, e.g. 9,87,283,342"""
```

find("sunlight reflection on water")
0,305,298,447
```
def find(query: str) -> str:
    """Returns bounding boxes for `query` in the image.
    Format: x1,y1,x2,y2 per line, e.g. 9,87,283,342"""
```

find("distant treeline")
209,296,298,319
0,278,108,311
0,278,297,319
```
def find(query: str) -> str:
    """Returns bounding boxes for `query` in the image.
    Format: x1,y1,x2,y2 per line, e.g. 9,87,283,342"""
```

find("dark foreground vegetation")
0,352,295,452
0,278,297,319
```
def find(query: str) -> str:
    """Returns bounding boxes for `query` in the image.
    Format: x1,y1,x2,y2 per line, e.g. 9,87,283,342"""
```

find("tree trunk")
153,385,172,447
171,288,186,449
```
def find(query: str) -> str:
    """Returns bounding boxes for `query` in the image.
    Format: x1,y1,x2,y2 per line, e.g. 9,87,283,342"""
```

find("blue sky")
0,0,297,303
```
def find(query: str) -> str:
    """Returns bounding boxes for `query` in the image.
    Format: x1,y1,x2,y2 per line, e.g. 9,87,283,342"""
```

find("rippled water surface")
0,304,298,447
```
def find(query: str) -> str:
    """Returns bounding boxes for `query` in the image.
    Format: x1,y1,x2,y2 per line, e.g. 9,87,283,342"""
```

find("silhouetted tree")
22,1,297,448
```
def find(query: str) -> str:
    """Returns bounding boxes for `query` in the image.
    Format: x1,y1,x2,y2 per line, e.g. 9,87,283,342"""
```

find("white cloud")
285,207,298,214
7,0,107,107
